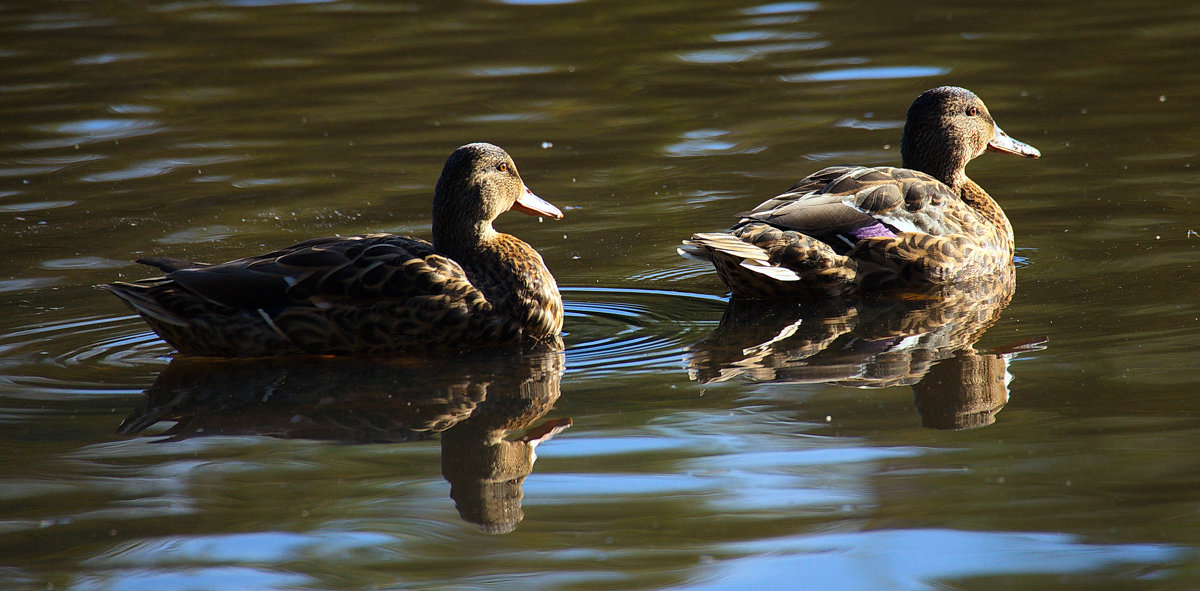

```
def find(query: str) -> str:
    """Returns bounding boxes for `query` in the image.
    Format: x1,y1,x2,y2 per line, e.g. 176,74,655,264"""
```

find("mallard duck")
680,86,1040,298
104,142,564,356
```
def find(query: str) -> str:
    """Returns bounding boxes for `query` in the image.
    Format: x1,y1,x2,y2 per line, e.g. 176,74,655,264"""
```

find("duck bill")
511,185,563,219
987,124,1041,158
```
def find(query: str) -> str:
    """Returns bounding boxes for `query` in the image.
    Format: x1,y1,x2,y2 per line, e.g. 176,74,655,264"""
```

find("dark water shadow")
686,275,1045,430
118,350,569,534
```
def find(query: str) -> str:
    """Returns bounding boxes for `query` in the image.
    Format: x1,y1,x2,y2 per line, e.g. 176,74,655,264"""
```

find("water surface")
2,0,1199,589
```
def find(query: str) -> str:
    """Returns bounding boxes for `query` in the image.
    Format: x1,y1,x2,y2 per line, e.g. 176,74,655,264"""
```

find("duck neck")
959,176,1015,251
901,148,965,193
431,208,529,294
432,192,499,258
436,212,563,341
433,220,495,258
943,169,969,195
900,122,972,193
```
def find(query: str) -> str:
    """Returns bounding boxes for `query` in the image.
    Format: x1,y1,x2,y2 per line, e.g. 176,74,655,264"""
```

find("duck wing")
741,166,960,250
106,234,503,356
681,166,992,298
146,234,473,310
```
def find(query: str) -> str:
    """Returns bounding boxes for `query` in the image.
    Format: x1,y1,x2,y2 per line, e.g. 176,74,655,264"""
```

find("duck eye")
497,162,509,173
966,106,981,117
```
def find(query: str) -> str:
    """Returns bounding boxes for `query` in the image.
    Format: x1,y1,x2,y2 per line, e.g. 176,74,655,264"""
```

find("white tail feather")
739,259,801,281
686,232,771,261
677,242,712,262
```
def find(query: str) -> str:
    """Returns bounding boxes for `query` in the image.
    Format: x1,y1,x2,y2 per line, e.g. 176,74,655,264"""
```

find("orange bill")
512,185,564,219
987,124,1041,158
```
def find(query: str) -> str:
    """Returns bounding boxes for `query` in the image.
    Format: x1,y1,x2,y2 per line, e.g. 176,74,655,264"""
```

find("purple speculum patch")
846,221,897,240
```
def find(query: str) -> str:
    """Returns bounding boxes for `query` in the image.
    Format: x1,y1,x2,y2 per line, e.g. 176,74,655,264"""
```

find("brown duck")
680,86,1040,299
104,142,564,356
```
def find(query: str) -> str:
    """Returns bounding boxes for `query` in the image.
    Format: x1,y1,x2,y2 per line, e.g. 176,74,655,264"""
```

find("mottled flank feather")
683,86,1040,299
105,143,564,357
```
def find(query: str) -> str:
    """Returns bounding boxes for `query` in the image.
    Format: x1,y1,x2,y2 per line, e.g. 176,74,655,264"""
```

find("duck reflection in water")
686,272,1044,430
119,350,568,534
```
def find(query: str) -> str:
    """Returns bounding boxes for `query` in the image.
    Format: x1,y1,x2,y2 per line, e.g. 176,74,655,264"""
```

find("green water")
2,0,1199,589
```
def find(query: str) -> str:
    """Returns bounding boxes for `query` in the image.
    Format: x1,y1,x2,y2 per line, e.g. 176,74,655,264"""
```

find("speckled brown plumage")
104,143,564,357
681,86,1040,299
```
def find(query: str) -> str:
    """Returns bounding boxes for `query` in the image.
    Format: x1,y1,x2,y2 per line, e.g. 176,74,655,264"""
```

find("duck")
679,86,1040,299
104,142,564,357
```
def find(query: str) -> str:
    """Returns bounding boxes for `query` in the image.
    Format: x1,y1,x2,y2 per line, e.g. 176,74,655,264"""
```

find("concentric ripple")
0,314,170,399
562,287,726,379
0,288,729,398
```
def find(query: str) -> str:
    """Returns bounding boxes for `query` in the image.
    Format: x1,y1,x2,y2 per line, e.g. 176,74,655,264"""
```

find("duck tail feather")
738,259,801,282
101,282,190,326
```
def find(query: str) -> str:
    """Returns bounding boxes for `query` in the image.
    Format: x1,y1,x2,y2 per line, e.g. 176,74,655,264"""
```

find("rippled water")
3,0,1200,589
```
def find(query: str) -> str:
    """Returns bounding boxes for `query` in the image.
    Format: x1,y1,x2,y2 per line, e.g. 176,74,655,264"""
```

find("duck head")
900,86,1040,190
432,142,562,251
